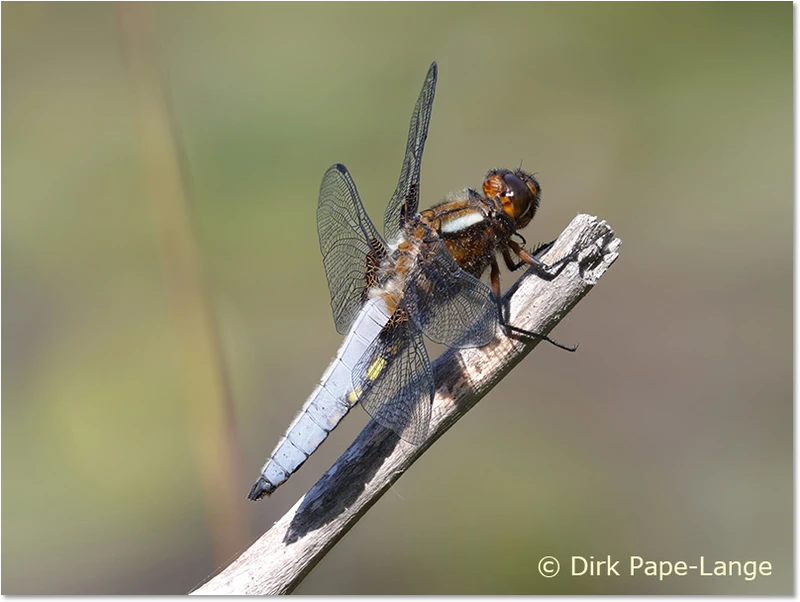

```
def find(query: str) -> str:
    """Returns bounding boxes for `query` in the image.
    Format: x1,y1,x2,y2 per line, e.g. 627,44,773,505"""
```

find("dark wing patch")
383,62,438,241
318,164,387,335
352,318,434,445
406,240,497,349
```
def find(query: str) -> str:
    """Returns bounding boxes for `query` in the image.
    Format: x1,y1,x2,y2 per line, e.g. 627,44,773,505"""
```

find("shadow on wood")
285,425,402,544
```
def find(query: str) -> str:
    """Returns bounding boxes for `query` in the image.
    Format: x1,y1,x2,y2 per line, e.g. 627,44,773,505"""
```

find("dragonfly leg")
530,238,557,256
491,257,577,352
502,247,524,271
503,238,557,271
508,239,575,280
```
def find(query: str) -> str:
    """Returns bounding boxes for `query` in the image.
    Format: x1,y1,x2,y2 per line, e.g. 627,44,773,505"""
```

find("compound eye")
503,173,528,199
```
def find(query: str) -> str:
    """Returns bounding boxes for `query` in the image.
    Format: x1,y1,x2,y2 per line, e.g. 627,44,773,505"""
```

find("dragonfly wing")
407,240,498,349
383,62,438,241
318,163,387,335
352,317,434,445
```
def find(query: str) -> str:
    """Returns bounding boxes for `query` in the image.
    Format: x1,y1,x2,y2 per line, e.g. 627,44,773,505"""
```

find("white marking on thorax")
441,211,484,233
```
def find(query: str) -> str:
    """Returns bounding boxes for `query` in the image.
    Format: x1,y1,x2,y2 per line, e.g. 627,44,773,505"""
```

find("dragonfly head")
483,169,540,231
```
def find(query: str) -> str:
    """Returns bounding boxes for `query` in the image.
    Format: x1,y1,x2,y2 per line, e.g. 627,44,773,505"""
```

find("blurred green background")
3,2,791,595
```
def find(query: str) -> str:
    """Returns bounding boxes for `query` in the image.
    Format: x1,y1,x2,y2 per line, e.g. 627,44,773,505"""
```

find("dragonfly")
248,62,574,501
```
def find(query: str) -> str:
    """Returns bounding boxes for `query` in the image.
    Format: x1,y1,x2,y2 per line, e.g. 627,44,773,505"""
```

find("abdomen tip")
247,478,274,501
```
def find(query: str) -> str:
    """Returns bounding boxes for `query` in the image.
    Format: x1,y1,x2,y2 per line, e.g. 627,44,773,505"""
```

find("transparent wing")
318,163,387,334
406,240,498,349
353,317,434,445
383,62,438,241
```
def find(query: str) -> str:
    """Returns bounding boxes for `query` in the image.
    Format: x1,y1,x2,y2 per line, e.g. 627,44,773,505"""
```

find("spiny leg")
490,257,577,352
508,239,576,280
530,238,557,256
503,239,556,272
502,247,522,271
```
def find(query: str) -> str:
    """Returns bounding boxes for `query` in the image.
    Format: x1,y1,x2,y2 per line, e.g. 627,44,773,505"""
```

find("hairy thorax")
419,192,512,279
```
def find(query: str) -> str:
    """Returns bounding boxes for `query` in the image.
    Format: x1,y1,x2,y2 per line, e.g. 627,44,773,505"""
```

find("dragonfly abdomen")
248,296,392,500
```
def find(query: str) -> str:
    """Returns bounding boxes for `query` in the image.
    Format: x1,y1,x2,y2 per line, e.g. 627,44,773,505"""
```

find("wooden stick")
191,214,621,595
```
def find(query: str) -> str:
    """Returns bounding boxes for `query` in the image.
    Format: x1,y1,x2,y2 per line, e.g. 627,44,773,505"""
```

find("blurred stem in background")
117,2,249,565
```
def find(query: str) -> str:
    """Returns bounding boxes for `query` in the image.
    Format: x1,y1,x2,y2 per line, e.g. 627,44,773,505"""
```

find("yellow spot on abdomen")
347,387,362,405
367,357,387,380
348,357,388,405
